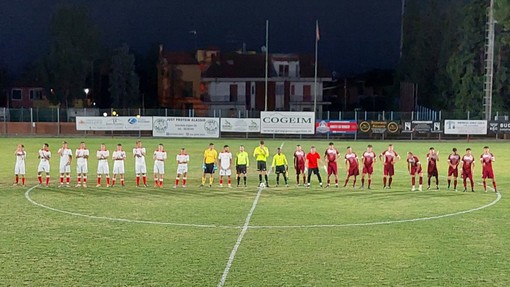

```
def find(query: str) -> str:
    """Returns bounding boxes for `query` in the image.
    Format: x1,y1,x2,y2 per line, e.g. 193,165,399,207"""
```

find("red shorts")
383,164,394,176
482,168,494,179
348,167,359,177
462,170,472,179
327,162,338,175
428,167,438,177
295,163,305,175
410,166,422,176
362,165,373,175
448,167,458,177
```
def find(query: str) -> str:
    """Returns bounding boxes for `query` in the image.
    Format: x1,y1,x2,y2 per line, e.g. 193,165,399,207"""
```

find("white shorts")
135,163,147,174
59,162,71,173
177,164,188,175
76,163,88,174
113,161,125,174
153,161,165,174
38,162,50,173
219,168,232,176
15,163,26,175
97,161,110,175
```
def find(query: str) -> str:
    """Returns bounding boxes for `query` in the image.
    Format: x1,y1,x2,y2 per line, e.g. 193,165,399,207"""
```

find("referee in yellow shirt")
235,145,249,187
253,140,270,187
272,147,289,187
201,143,218,187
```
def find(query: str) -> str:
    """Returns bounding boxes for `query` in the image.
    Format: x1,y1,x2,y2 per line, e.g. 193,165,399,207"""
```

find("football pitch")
1,137,509,286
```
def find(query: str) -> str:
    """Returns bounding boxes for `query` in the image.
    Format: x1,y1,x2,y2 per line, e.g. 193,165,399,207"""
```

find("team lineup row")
13,141,497,193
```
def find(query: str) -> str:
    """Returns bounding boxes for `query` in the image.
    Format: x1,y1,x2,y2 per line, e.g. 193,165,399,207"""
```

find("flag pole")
264,20,269,111
313,20,319,114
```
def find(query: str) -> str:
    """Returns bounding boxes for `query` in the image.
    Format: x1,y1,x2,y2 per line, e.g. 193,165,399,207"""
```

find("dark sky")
0,0,402,77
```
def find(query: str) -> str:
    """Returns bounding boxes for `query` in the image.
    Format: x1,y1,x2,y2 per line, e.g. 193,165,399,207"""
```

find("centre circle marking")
24,185,501,229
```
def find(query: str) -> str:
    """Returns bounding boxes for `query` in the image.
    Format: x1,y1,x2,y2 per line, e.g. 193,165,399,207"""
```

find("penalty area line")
217,185,264,287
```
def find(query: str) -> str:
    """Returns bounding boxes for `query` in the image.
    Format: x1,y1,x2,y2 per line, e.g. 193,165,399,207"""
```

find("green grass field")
1,137,509,286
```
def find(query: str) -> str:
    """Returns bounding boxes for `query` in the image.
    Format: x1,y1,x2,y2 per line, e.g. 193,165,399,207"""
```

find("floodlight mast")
484,0,495,121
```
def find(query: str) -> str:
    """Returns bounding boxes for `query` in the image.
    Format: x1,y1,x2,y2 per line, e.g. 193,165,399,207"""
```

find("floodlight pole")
264,20,269,111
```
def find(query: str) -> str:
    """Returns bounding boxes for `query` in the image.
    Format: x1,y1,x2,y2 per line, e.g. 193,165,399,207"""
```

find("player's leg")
59,172,65,186
447,174,452,190
183,171,187,187
367,173,372,189
462,173,467,192
427,173,432,189
219,173,224,186
434,170,439,189
175,172,180,188
411,174,416,190
283,170,288,186
327,165,332,186
492,177,497,192
482,174,487,192
120,173,125,186
469,173,474,191
343,171,349,187
264,170,269,186
276,171,280,186
316,169,323,186
419,173,423,191
382,167,388,188
307,169,312,186
352,174,357,187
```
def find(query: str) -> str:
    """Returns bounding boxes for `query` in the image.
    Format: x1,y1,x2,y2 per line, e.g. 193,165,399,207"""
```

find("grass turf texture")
1,137,509,286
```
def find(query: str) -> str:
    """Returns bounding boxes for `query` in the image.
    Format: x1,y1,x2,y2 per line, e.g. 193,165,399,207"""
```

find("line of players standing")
13,140,497,193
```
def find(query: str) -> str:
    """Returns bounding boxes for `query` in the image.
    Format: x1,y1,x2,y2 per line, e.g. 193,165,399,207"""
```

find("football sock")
412,177,416,185
38,175,42,184
142,176,147,185
388,177,393,187
45,176,50,185
136,176,140,185
383,177,387,187
183,177,186,185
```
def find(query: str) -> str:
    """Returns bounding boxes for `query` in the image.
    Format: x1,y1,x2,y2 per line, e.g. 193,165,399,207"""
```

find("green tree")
109,44,140,108
45,5,100,107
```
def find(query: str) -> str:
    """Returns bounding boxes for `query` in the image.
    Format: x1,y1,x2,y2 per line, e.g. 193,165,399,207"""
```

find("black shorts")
257,161,267,171
204,163,215,174
236,165,247,174
275,165,286,174
308,168,320,176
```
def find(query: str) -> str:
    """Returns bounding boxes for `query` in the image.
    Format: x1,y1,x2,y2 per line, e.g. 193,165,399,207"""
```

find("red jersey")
345,153,359,169
381,150,399,165
448,153,460,167
480,153,495,170
362,151,376,167
462,155,474,171
325,148,339,162
427,152,438,169
306,152,321,168
407,155,420,167
294,150,306,165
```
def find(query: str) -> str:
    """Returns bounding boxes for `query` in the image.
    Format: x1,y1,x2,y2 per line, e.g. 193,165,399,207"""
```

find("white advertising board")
152,117,220,138
220,118,260,132
444,120,487,135
76,116,153,131
260,111,315,134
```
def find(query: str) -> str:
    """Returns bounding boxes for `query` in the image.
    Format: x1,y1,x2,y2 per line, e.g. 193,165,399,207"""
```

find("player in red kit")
480,146,497,193
343,146,359,188
294,145,306,186
407,152,423,191
325,142,339,187
379,144,400,189
447,148,460,191
360,144,376,189
426,147,439,190
461,148,475,192
305,146,323,188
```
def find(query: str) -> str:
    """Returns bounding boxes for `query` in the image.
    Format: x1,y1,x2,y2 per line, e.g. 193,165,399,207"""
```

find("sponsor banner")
444,120,487,135
402,121,443,133
152,117,220,138
315,120,357,134
76,116,153,131
220,118,260,133
488,121,510,133
260,111,315,134
358,121,399,134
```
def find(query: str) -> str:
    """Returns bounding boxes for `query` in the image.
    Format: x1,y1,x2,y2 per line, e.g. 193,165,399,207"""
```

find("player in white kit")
75,141,89,188
153,143,167,188
133,140,147,187
14,144,26,186
37,143,51,186
175,148,189,188
112,144,126,187
218,145,233,188
58,141,73,187
96,143,110,187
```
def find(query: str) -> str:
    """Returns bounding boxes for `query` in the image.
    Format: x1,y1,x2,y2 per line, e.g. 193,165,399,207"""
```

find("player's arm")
153,151,157,160
84,150,89,159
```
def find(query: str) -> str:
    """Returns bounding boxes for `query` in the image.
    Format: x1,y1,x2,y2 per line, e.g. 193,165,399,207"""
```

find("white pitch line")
24,186,227,229
250,191,501,229
217,185,263,287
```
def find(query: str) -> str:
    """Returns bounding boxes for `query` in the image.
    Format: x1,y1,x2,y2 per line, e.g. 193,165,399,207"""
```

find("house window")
275,83,284,110
229,84,238,102
278,64,289,77
303,85,311,102
11,89,22,101
290,85,295,96
30,89,43,100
